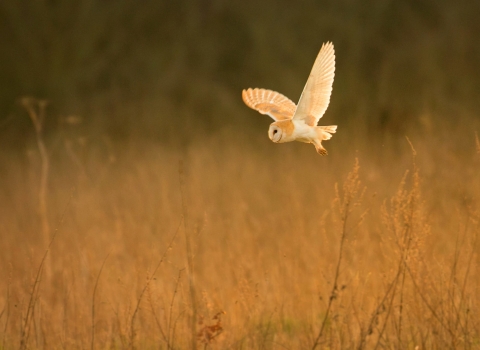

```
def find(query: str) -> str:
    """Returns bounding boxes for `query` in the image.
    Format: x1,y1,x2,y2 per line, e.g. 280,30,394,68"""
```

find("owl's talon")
316,148,328,156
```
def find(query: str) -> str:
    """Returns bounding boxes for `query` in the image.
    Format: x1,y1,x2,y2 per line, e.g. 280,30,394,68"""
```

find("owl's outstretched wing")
293,42,335,126
242,88,296,121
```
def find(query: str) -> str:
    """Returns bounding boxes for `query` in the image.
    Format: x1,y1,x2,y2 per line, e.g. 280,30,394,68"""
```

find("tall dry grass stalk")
90,253,109,350
18,192,71,350
312,158,365,349
19,96,50,244
476,132,480,155
128,221,180,349
179,160,199,350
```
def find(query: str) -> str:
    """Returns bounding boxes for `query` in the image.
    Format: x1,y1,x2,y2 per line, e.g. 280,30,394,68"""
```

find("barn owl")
242,42,336,155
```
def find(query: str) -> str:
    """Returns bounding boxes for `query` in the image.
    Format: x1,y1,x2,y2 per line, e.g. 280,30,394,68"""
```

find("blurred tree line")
1,0,479,143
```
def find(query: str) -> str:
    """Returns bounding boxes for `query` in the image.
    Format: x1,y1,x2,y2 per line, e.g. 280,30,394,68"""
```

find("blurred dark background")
1,0,480,146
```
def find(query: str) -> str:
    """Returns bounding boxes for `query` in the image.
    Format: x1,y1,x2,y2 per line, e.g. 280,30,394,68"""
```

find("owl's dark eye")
273,129,278,134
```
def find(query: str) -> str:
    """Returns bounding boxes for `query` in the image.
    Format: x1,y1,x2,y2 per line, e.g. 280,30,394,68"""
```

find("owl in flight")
242,42,336,155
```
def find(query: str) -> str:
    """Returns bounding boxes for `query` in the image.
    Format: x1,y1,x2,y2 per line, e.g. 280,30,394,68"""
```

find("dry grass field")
0,110,479,349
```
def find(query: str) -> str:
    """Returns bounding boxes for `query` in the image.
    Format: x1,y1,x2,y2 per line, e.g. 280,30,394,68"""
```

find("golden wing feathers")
293,42,335,126
242,88,296,121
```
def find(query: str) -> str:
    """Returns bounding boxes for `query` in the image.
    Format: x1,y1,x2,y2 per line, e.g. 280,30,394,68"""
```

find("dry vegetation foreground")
0,123,480,349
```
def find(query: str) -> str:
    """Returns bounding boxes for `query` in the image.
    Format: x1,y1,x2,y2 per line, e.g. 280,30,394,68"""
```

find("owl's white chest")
291,120,316,143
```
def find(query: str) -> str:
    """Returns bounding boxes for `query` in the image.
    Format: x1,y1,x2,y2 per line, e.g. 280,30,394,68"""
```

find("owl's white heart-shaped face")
268,120,295,143
268,124,283,143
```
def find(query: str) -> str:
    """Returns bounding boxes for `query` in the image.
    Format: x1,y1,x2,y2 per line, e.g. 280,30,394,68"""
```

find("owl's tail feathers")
317,125,337,140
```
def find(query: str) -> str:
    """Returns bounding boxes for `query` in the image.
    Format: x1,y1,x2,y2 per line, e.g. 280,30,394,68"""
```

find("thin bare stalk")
171,310,186,349
357,259,401,350
20,97,50,243
448,222,463,324
128,220,181,349
404,262,455,341
454,223,478,339
475,132,480,155
372,248,408,350
2,265,12,349
387,138,418,347
396,201,415,346
312,159,362,350
61,281,74,350
167,268,185,349
311,217,347,350
179,160,197,350
147,284,169,347
446,214,469,336
259,309,276,349
91,253,110,350
19,191,72,350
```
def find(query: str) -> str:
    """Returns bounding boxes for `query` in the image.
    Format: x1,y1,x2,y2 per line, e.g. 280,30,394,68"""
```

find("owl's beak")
272,131,281,142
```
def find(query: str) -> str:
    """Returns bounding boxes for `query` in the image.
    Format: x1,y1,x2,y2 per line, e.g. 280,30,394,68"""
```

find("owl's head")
268,124,283,143
268,120,294,143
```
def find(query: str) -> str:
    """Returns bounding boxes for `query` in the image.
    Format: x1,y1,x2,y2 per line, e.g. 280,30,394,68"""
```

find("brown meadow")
0,109,479,349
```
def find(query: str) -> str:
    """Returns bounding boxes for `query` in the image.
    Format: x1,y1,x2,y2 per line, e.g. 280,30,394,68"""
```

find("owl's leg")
316,146,328,156
312,140,328,155
313,126,334,155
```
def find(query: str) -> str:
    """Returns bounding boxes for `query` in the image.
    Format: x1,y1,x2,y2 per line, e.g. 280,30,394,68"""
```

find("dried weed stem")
91,253,110,350
312,158,363,350
19,192,73,349
128,221,181,349
19,97,50,243
179,160,198,350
